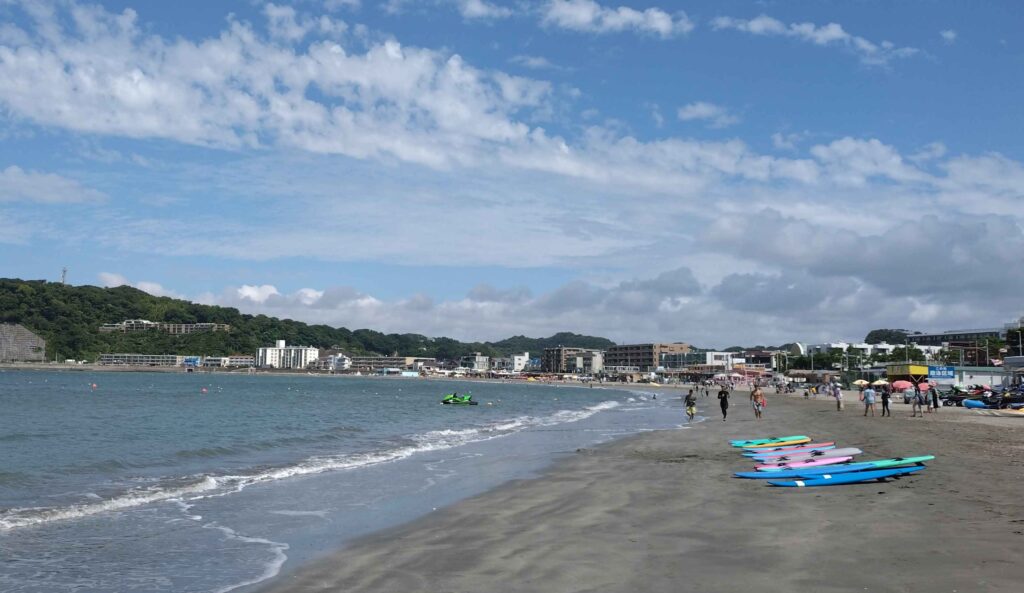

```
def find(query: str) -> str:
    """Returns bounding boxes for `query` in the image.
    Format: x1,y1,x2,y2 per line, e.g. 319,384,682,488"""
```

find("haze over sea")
0,370,684,593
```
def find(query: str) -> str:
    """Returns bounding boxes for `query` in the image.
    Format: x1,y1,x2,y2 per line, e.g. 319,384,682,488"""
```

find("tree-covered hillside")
0,279,615,361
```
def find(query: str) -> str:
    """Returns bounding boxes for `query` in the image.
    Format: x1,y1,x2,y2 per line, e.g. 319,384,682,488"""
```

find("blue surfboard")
767,466,925,487
735,456,933,479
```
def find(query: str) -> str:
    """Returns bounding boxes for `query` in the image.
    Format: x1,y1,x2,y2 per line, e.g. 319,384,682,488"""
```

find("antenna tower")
61,267,68,285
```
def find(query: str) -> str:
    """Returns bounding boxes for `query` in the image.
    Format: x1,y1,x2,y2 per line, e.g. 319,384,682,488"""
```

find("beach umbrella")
853,379,869,386
917,382,932,390
892,380,914,390
871,379,889,386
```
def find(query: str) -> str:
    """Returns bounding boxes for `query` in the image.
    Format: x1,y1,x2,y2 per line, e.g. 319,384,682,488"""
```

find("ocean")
0,370,690,592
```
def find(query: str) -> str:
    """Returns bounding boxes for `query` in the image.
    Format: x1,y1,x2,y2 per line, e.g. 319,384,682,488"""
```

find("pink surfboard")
755,456,853,472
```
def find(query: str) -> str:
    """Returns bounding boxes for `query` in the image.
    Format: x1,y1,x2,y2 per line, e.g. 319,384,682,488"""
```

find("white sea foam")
0,399,626,531
205,523,289,593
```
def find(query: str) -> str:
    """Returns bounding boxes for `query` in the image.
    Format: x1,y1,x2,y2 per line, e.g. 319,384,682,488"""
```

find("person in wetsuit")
717,386,730,421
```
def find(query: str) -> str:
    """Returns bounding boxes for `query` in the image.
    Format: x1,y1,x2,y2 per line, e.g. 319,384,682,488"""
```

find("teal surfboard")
767,466,925,487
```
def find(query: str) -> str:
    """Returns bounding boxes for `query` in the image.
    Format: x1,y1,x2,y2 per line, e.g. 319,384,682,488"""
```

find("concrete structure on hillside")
805,341,942,361
605,343,690,373
0,324,46,362
257,340,320,369
99,319,231,334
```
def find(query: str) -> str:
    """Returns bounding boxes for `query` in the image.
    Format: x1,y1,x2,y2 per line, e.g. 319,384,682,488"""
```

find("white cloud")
542,0,693,38
771,131,808,151
940,29,957,44
509,54,561,70
237,284,282,303
677,101,739,128
97,272,182,298
0,165,107,203
456,0,512,19
711,14,918,66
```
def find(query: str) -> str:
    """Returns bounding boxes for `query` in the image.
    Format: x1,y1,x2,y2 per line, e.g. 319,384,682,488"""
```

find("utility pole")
60,266,68,285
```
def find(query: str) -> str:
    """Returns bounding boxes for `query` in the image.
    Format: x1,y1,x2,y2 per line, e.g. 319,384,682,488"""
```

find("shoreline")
258,390,1024,593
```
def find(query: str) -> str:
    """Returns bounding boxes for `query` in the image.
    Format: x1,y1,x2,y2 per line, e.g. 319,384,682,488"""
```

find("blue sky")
1,0,1022,347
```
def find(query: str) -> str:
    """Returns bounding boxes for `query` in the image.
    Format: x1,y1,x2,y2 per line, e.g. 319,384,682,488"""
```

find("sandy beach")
259,389,1024,593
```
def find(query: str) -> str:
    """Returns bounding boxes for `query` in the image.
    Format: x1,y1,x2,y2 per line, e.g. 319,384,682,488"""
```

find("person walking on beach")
930,386,940,412
684,390,697,422
750,386,765,420
861,385,876,417
717,386,730,421
880,387,891,417
911,386,925,417
833,382,843,411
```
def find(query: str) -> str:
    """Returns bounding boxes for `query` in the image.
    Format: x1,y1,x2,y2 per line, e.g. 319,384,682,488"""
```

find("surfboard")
734,456,934,479
750,448,861,464
742,437,812,449
730,435,809,447
755,455,853,471
767,466,926,487
742,441,835,454
742,444,836,458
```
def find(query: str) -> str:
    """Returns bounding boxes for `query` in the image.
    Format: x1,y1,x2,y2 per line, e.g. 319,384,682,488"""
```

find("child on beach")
717,387,730,421
685,390,697,422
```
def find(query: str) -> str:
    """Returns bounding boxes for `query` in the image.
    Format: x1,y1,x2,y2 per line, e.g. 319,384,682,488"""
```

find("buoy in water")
201,387,208,394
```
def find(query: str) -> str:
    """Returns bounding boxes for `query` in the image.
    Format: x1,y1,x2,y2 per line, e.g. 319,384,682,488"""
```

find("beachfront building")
491,352,530,373
0,323,46,362
227,355,255,367
99,319,231,334
565,351,604,375
203,357,227,368
256,340,320,369
541,347,588,373
348,356,436,372
605,343,691,373
98,353,198,366
460,353,490,372
312,353,351,371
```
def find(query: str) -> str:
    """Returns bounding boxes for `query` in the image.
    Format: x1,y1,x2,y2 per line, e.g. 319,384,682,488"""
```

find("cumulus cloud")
509,54,562,70
711,14,918,66
542,0,694,38
0,166,107,203
677,101,739,128
97,272,183,298
940,29,957,44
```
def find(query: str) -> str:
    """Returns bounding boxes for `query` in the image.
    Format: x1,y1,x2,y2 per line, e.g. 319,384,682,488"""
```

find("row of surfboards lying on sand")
729,435,933,487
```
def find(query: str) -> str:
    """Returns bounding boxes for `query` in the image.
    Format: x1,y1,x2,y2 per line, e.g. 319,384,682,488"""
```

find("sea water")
0,370,691,592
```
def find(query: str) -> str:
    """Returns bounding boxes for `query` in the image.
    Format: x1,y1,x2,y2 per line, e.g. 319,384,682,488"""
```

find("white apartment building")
804,341,943,360
227,355,256,367
203,357,227,367
257,340,320,369
491,352,530,373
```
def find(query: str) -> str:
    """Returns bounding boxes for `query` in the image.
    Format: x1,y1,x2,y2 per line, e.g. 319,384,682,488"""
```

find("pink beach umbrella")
891,380,914,390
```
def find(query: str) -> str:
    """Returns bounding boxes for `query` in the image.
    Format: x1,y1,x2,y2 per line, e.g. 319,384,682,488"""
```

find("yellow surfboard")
743,437,811,449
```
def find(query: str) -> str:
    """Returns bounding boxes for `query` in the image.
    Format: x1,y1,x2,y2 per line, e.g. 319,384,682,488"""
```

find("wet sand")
260,391,1024,593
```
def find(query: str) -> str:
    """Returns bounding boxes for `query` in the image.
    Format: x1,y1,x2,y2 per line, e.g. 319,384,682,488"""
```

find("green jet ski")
441,393,478,405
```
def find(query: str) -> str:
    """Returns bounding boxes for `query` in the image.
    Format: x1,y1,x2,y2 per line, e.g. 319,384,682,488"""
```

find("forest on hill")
0,279,615,362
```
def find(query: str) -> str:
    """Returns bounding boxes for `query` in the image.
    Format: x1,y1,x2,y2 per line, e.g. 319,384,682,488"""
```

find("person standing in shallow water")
684,389,697,422
717,386,730,421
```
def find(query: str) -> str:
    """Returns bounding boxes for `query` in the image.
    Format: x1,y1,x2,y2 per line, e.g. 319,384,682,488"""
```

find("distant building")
491,352,530,373
908,328,1003,347
313,353,352,371
460,353,490,372
541,347,587,373
605,343,690,373
565,351,604,375
257,340,320,369
348,356,437,372
99,353,197,366
227,354,255,367
99,319,231,334
0,324,46,362
203,356,227,368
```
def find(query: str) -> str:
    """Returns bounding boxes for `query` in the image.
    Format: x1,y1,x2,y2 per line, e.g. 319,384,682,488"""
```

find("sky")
0,0,1022,348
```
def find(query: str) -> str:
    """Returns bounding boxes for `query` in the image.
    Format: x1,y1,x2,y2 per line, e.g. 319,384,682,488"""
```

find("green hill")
0,279,615,362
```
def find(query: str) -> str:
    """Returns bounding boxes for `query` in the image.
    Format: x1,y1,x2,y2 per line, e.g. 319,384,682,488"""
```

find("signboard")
928,365,955,379
887,364,928,377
